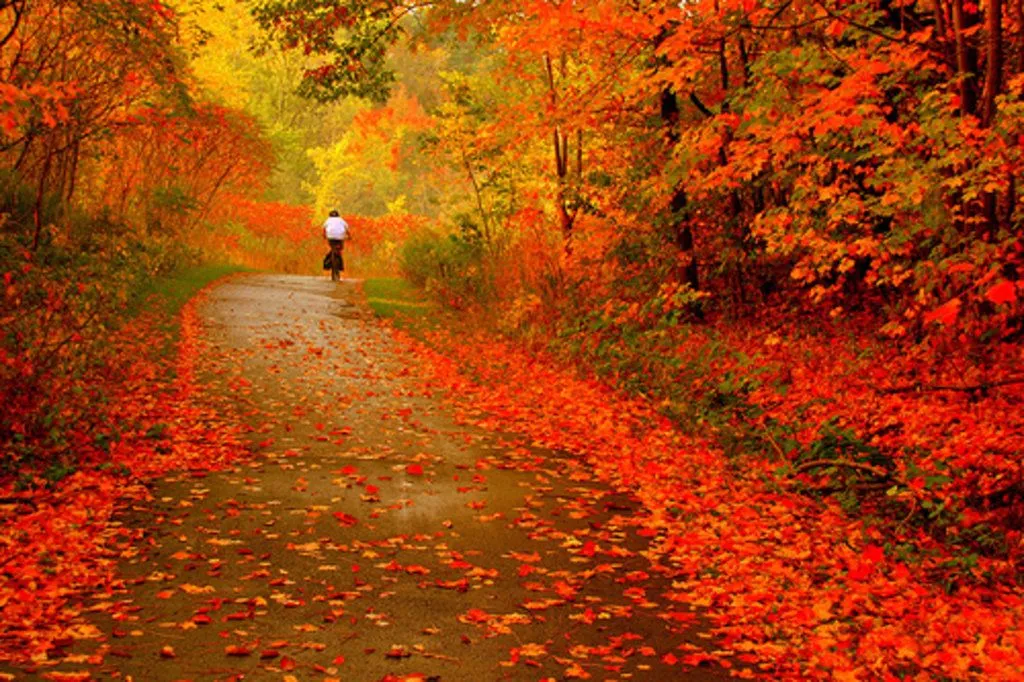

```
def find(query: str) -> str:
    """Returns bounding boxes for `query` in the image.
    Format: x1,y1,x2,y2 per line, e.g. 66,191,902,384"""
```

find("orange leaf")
984,280,1017,305
923,297,961,325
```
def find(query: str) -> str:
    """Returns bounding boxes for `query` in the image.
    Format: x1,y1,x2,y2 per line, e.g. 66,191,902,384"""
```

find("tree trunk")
1017,0,1024,73
462,150,494,247
544,53,577,247
933,0,947,38
981,0,1003,127
661,87,699,292
980,0,1003,233
952,0,980,117
64,139,80,202
32,140,53,250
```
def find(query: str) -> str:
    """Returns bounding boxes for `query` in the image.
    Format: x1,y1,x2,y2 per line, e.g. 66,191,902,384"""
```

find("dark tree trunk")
953,0,980,117
661,87,699,293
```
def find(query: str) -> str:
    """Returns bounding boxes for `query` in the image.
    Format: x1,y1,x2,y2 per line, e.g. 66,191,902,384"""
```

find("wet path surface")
36,275,727,681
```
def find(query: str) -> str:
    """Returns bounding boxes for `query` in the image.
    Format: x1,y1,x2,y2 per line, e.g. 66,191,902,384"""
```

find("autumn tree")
0,0,280,455
0,0,185,245
78,103,272,235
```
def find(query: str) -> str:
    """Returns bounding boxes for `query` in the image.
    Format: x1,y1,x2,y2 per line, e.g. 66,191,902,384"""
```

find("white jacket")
324,216,349,240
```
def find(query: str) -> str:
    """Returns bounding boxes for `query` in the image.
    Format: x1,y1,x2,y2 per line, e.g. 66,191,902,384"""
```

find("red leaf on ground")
333,511,358,527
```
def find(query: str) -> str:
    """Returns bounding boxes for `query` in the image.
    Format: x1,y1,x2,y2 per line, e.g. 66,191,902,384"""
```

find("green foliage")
0,170,63,233
42,460,77,486
399,228,492,308
251,0,401,103
801,420,888,470
146,185,201,231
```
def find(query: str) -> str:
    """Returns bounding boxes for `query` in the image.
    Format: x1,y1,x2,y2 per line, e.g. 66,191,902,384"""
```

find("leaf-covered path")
22,275,727,681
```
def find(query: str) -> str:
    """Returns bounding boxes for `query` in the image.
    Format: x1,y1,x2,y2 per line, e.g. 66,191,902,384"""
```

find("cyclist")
323,210,350,281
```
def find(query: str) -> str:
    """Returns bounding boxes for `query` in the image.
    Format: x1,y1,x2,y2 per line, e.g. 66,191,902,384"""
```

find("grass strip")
364,277,438,332
134,263,250,317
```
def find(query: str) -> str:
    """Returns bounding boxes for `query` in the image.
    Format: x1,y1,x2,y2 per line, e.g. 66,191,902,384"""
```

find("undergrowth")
1,205,243,474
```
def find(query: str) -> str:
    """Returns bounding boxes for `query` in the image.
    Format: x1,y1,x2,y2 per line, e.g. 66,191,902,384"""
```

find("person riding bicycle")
323,210,349,280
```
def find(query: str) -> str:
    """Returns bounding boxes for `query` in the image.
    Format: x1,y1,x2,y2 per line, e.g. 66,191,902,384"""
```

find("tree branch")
689,91,715,118
795,459,891,479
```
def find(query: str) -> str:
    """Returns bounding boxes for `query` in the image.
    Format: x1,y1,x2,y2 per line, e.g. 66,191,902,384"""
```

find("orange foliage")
2,0,1023,675
345,214,430,266
192,203,430,276
81,105,272,234
213,194,314,245
1,0,185,235
350,88,432,142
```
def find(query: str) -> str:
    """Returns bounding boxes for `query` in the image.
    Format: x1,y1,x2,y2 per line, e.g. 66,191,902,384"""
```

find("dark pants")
327,240,344,278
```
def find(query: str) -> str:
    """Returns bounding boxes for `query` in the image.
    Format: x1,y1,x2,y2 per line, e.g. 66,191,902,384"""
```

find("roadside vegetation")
363,277,437,328
1,0,1022,676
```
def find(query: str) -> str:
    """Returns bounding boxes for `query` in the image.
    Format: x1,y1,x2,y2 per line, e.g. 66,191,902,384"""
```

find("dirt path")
24,275,727,681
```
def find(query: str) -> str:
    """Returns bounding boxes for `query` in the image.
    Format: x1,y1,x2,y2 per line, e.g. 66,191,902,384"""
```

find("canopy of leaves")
250,0,419,102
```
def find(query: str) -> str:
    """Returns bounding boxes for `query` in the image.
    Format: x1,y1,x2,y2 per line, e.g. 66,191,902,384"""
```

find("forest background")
1,0,1022,656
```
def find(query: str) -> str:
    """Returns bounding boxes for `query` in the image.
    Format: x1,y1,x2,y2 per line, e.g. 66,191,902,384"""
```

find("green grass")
364,277,437,331
133,264,250,317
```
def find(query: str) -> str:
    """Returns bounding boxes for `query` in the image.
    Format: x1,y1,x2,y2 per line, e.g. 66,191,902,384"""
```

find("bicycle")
327,240,344,281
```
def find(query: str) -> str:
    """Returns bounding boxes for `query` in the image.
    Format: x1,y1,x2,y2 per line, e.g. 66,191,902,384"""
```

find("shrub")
0,176,193,468
399,227,492,308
